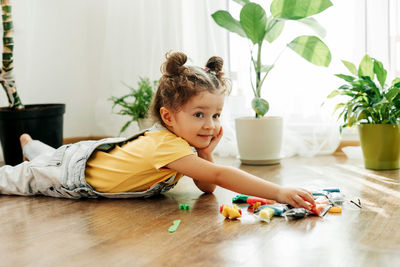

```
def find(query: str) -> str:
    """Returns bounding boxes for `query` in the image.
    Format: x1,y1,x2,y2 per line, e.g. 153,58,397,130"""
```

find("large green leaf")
265,17,285,43
240,3,267,44
211,10,246,38
341,60,357,75
252,97,269,117
358,54,374,80
271,0,333,20
373,58,387,88
298,18,326,38
386,87,400,102
287,35,331,67
335,74,355,82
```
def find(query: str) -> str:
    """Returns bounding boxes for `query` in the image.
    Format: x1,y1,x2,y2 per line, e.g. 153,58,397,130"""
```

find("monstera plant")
211,0,333,165
0,0,65,165
212,0,332,117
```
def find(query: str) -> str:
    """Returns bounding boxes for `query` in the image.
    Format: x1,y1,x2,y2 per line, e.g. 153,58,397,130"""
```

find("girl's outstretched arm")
166,155,315,210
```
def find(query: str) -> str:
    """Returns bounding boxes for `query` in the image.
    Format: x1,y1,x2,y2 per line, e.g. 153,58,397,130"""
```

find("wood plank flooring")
1,153,400,267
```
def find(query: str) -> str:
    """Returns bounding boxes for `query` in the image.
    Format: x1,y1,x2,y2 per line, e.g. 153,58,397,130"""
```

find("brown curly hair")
151,51,230,125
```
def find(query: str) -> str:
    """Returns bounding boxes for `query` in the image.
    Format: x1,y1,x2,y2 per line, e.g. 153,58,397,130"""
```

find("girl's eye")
194,112,203,118
213,113,220,119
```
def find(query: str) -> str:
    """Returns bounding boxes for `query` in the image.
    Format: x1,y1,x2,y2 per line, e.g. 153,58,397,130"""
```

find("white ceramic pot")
235,116,283,165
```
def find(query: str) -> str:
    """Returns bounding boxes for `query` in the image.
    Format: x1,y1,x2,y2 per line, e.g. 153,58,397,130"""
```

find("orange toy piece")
329,206,342,213
220,204,242,219
310,204,325,216
246,197,275,206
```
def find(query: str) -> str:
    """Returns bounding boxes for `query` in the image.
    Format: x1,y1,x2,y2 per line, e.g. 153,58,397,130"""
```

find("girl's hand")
277,187,315,210
197,126,223,159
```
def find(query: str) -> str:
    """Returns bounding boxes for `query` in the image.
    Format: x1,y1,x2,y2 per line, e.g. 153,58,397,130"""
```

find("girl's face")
165,91,225,149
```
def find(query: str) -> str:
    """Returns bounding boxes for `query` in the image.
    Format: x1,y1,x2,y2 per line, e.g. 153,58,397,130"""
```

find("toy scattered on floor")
220,204,242,220
179,203,190,210
258,207,275,223
224,188,349,223
283,208,309,220
168,219,181,233
329,206,342,213
350,198,362,208
232,194,249,203
328,192,345,205
256,204,287,216
232,194,275,205
246,197,275,206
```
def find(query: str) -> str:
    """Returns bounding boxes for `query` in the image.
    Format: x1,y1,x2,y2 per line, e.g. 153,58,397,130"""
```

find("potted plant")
109,77,157,135
327,54,400,170
0,0,65,166
212,0,332,165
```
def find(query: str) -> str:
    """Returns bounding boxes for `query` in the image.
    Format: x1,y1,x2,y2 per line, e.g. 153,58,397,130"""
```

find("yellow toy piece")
220,204,242,219
328,206,342,213
259,207,274,222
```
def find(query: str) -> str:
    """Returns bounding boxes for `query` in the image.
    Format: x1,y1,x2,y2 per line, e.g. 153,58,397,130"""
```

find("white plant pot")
235,116,283,165
138,118,154,130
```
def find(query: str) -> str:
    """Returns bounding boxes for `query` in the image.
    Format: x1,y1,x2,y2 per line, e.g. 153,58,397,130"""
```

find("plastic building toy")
283,208,309,220
327,192,345,205
179,204,190,210
257,204,287,216
258,207,275,222
220,204,242,220
323,188,340,193
329,206,342,213
168,219,181,233
246,197,275,206
232,194,249,203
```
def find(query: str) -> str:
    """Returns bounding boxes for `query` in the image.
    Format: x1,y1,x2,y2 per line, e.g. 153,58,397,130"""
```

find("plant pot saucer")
239,158,281,165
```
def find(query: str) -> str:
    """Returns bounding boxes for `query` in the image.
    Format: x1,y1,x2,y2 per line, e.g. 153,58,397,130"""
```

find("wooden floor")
1,153,400,267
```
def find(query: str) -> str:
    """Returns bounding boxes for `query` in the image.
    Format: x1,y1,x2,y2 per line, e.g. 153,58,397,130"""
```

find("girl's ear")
160,107,174,127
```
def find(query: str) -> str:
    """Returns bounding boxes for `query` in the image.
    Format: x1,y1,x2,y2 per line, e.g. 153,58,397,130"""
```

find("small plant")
212,0,332,117
109,77,158,134
327,54,400,131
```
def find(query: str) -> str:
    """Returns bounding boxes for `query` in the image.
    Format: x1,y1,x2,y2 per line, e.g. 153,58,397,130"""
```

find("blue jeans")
0,131,178,198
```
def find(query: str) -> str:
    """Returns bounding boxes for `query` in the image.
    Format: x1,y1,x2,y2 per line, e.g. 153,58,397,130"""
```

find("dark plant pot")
0,104,65,166
358,124,400,170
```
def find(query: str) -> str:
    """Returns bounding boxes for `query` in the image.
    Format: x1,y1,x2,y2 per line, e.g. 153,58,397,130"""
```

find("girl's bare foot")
20,134,32,161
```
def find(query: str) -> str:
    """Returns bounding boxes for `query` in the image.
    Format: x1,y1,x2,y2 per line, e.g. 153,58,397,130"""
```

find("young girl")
0,52,314,210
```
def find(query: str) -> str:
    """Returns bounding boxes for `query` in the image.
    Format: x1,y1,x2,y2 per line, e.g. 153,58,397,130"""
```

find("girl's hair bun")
205,56,223,73
163,51,187,76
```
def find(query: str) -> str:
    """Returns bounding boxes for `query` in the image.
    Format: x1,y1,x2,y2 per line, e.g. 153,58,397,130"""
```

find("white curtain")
3,0,400,162
228,0,400,157
0,0,231,161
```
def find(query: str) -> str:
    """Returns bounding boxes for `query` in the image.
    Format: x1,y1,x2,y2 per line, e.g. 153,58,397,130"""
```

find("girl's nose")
203,118,215,129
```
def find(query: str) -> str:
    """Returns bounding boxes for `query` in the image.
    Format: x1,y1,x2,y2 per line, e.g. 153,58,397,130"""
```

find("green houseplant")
211,0,332,164
328,54,400,170
109,77,157,135
0,0,65,165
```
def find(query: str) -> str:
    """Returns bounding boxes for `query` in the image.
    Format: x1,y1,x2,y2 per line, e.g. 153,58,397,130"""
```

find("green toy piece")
179,203,190,210
232,194,249,203
168,219,181,233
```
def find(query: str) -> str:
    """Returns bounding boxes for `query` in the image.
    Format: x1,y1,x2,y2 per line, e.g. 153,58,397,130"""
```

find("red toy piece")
246,197,275,206
310,204,325,216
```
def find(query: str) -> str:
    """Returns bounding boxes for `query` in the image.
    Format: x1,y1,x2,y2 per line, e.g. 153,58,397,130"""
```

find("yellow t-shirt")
85,130,194,193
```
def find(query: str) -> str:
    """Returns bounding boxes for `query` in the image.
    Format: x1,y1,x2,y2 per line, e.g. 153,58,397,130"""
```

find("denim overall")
0,127,180,198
